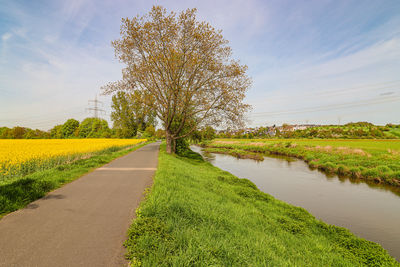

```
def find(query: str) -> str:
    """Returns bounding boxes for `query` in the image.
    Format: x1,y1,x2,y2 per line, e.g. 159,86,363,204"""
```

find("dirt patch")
248,142,268,147
387,149,400,156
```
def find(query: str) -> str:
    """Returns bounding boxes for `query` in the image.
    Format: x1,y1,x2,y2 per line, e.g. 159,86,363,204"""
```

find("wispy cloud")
1,32,12,41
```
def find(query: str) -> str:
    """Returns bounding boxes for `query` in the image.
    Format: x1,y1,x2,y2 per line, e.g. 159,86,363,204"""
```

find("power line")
86,96,105,118
260,80,400,103
250,101,399,126
250,95,400,117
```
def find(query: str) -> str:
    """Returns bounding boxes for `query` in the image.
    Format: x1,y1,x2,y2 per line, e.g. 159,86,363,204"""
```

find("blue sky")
0,0,399,129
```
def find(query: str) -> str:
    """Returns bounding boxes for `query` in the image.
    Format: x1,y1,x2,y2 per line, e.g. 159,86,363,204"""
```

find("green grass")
0,142,149,218
203,147,265,161
389,128,400,138
201,139,400,187
124,144,398,266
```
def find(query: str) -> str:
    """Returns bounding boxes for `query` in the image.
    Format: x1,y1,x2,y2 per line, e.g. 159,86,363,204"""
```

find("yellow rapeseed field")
0,139,146,178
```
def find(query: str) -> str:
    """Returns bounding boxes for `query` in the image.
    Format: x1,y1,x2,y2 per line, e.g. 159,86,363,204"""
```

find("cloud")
247,35,400,125
1,33,12,41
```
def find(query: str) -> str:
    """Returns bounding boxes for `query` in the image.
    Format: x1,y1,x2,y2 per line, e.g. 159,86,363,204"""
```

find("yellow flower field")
0,139,146,178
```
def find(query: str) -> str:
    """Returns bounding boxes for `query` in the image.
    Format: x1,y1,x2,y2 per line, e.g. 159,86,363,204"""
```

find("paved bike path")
0,142,160,267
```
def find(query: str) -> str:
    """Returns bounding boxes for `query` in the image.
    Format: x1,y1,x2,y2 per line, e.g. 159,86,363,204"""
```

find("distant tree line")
277,123,400,139
0,117,159,140
212,122,400,139
0,118,110,139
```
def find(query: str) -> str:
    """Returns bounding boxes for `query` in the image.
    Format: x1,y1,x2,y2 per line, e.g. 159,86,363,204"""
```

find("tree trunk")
172,138,176,153
165,131,174,154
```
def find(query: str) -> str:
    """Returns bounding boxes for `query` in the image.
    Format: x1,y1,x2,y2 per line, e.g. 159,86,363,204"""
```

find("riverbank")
124,144,397,266
200,139,400,187
0,141,149,217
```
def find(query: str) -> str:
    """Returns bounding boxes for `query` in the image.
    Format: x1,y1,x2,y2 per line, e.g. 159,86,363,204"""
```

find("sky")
0,0,399,130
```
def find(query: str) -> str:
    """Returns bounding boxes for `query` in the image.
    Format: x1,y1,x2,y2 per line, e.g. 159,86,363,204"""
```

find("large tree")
103,6,251,153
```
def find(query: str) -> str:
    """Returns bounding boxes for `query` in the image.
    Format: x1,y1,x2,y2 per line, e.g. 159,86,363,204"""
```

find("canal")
191,146,400,260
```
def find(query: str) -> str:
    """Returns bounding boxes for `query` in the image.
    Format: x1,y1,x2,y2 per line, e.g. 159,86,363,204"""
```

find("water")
191,146,400,260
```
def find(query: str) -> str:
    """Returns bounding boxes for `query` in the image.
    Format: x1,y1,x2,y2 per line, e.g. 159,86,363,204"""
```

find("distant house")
292,125,308,131
266,128,276,136
286,124,319,131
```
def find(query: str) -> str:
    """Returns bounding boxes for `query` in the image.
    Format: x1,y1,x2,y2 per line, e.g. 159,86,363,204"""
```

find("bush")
175,138,189,156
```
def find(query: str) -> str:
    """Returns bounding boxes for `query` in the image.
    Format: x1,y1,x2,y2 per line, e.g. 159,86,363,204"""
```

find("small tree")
103,6,251,153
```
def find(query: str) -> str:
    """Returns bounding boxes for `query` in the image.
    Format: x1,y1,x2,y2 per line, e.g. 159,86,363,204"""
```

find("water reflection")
191,145,400,260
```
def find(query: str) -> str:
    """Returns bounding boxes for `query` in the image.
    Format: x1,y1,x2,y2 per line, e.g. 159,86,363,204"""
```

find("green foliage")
155,129,165,139
143,125,155,138
62,119,80,138
0,127,49,139
78,118,111,138
23,129,50,139
175,138,190,156
202,126,216,140
79,118,95,138
0,127,7,137
124,145,398,266
111,91,156,138
50,125,63,139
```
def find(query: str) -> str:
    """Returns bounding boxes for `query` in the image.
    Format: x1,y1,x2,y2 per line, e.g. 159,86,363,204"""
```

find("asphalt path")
0,142,160,267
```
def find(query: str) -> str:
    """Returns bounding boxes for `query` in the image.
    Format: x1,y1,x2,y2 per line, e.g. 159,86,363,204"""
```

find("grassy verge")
124,144,398,266
0,142,149,218
201,139,400,187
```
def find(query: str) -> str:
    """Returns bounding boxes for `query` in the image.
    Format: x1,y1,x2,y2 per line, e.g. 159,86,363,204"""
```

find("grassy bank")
0,142,148,217
201,139,400,187
203,147,265,161
124,144,398,266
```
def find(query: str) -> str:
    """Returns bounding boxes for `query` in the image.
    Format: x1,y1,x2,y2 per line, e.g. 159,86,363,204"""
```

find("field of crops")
0,139,146,180
201,139,400,187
